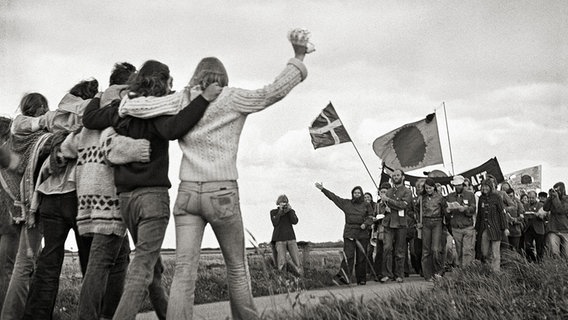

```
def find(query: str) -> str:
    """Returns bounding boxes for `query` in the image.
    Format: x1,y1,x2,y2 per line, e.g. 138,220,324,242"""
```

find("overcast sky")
1,0,567,249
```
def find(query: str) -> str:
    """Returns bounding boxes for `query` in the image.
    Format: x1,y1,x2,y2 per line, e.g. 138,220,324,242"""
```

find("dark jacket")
476,192,507,241
270,207,298,242
383,185,413,228
321,188,373,239
544,184,568,233
524,201,545,235
447,190,476,229
415,192,447,220
82,96,209,193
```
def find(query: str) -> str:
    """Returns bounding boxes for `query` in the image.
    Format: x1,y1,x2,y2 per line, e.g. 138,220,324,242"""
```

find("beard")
352,195,364,204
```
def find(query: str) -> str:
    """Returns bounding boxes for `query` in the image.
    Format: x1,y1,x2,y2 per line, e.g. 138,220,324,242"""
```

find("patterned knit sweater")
61,127,150,236
119,58,307,181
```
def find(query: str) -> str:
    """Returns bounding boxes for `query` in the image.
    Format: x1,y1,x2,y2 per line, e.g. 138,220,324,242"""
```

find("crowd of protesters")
314,169,568,284
0,31,311,320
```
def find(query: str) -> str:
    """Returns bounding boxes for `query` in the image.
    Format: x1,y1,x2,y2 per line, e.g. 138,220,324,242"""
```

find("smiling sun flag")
372,113,443,171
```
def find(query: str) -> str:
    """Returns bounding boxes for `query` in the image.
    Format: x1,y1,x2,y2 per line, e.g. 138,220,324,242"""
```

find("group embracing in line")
314,169,568,285
0,28,314,320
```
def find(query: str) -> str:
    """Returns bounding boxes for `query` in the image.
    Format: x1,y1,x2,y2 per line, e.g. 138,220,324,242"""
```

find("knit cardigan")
119,58,308,182
61,123,150,236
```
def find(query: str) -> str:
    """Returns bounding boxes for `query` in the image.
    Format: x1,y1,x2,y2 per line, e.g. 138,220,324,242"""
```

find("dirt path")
136,275,432,320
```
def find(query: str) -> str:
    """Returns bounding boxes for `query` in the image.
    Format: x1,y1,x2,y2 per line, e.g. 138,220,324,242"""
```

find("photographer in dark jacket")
544,182,568,258
270,194,300,274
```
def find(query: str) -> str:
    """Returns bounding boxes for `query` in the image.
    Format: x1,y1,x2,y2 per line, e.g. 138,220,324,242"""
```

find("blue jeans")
1,224,42,320
382,227,407,279
23,192,92,320
167,181,258,320
421,218,443,279
113,188,169,320
77,234,130,320
546,232,568,258
275,240,300,272
0,228,19,314
481,229,501,272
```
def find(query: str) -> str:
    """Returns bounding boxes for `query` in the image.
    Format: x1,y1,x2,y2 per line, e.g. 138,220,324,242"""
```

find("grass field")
52,247,568,320
260,251,568,320
53,247,343,319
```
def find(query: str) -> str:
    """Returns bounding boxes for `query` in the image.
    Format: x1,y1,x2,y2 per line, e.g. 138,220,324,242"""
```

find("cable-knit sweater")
119,58,307,181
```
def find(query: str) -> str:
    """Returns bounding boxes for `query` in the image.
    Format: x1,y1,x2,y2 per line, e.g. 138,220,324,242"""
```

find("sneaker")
357,281,367,285
395,277,404,283
434,273,443,279
380,276,390,283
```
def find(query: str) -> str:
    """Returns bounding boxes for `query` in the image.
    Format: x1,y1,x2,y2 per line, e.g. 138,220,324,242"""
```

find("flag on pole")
309,103,351,149
505,165,542,194
372,113,443,171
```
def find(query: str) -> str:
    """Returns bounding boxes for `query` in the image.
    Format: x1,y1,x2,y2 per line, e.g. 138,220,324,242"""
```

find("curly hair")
127,60,171,98
70,79,99,100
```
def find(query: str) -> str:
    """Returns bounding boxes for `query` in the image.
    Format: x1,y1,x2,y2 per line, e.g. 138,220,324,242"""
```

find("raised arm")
231,43,308,115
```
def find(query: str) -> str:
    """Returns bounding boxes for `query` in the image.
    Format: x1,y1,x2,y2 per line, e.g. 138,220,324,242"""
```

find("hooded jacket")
476,180,508,241
321,187,373,239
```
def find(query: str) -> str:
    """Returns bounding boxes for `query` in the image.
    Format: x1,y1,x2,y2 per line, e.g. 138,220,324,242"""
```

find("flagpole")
442,102,455,175
350,140,379,190
332,104,379,189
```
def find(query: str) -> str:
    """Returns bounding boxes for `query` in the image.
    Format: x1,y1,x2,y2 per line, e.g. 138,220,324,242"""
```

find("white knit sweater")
120,58,307,182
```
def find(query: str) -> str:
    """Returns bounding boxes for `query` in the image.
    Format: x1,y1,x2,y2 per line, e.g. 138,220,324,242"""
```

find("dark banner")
379,157,504,197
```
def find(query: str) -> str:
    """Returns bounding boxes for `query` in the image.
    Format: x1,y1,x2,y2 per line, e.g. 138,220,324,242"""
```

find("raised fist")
288,28,315,54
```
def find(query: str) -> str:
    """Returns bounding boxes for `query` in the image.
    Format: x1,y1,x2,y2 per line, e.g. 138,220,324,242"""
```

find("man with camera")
543,182,568,258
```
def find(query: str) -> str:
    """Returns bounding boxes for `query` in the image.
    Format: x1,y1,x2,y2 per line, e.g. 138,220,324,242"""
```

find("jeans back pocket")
173,192,192,216
209,190,239,220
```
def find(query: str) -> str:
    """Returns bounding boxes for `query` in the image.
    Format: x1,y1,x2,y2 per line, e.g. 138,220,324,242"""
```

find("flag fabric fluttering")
372,113,443,171
309,103,351,149
505,165,542,194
